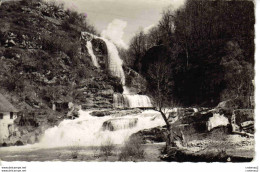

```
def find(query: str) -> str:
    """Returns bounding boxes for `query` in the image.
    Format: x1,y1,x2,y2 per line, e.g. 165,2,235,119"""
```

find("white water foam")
113,94,153,108
98,37,125,85
82,32,153,108
86,41,100,68
33,110,164,148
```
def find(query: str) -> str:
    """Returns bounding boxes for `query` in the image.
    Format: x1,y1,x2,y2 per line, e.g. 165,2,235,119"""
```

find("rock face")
123,66,147,94
102,118,138,131
77,79,115,109
91,38,108,69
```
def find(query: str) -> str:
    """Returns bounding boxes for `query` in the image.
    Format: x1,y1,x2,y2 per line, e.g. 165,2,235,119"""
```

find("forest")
123,0,255,108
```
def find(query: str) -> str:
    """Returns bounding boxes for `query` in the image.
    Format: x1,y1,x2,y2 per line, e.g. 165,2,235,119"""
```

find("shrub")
0,74,25,93
119,136,145,161
100,138,115,157
70,144,80,159
47,114,57,124
41,33,80,60
20,0,42,6
61,9,98,35
3,48,23,59
47,0,64,13
91,146,100,158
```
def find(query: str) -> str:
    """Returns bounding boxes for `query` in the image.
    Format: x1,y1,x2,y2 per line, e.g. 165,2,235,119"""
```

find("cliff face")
124,66,147,94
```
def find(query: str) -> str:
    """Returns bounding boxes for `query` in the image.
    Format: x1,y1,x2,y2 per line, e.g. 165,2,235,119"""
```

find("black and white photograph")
0,0,258,168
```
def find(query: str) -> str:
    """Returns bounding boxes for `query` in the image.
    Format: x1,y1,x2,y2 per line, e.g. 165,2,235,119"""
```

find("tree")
158,9,175,46
127,0,254,107
220,41,254,107
147,59,183,151
128,31,149,71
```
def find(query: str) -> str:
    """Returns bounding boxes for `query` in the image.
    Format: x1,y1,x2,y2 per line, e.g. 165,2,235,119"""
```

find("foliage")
20,0,41,6
147,59,183,150
100,138,115,157
220,41,254,105
40,33,80,59
70,144,81,159
118,136,145,161
147,59,174,108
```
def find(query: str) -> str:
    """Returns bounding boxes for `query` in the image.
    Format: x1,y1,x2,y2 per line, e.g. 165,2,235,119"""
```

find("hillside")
0,0,124,144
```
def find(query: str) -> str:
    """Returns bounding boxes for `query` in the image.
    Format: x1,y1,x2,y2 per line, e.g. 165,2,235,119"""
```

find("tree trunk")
159,110,177,151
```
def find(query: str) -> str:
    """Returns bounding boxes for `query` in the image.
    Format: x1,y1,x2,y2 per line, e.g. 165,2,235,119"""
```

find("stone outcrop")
91,38,108,69
90,110,111,117
207,113,229,131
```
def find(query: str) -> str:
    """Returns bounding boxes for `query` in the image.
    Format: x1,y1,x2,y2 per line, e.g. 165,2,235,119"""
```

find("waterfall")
81,32,125,85
114,86,153,108
86,41,100,68
98,37,125,85
81,32,153,108
34,110,164,148
113,94,153,108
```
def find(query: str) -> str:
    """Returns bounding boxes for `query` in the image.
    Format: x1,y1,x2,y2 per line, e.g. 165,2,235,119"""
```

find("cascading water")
113,94,153,108
82,32,153,108
0,33,162,152
82,32,125,85
98,37,126,85
86,41,100,68
35,110,164,148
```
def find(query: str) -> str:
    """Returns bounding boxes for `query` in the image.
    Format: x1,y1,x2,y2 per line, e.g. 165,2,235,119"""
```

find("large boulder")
207,113,229,131
14,140,24,146
27,135,36,144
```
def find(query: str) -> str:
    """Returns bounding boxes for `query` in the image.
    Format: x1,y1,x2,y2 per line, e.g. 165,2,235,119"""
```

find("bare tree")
147,59,183,151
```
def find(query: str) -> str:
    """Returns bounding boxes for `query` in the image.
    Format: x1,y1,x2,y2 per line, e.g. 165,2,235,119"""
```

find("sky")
53,0,187,48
